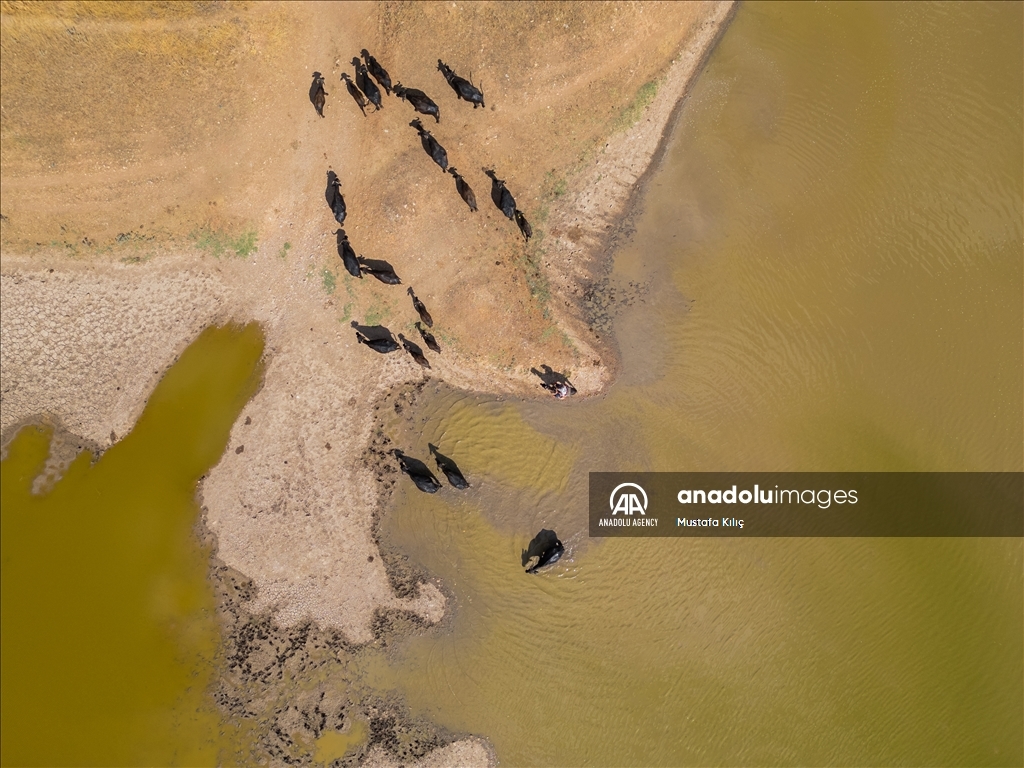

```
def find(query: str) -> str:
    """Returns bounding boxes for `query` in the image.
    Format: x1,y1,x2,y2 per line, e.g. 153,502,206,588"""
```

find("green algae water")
1,323,264,766
366,2,1023,766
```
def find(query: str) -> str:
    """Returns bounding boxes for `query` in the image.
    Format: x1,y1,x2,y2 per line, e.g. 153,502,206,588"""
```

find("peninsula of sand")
1,1,733,763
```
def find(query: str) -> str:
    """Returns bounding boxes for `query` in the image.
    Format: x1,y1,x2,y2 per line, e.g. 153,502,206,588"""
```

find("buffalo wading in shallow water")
410,118,448,172
393,449,442,493
407,287,433,327
352,57,382,111
428,443,469,489
484,168,516,220
335,229,360,278
398,334,430,369
360,49,392,95
416,321,441,353
437,59,484,108
394,82,440,123
522,529,564,573
340,72,367,116
448,167,477,212
309,71,327,117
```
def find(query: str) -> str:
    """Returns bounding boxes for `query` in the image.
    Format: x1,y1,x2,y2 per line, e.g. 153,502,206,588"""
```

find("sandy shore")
1,2,734,763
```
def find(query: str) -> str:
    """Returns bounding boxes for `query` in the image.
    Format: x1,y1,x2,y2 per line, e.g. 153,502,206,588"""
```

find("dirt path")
1,1,734,763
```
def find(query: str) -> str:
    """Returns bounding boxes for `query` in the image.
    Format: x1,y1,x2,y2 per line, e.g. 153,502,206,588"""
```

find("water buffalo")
416,321,441,353
360,49,392,95
327,174,347,226
335,229,360,278
428,443,469,489
408,288,433,327
514,209,532,241
484,169,516,220
393,450,442,493
352,58,381,111
410,118,448,172
437,60,484,108
448,167,477,211
522,529,564,573
358,258,401,285
310,71,327,117
394,82,440,123
398,334,430,369
340,72,367,117
355,330,399,353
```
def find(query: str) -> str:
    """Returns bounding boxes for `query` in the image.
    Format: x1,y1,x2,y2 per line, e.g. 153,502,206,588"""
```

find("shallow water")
368,3,1023,765
0,323,264,766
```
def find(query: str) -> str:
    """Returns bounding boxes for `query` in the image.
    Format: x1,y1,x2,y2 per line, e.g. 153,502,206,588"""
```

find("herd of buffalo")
311,50,567,572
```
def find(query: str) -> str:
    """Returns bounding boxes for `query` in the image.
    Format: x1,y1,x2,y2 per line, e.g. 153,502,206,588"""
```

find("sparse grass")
277,241,291,259
614,80,659,132
321,268,336,295
364,302,389,326
339,303,354,323
190,227,258,259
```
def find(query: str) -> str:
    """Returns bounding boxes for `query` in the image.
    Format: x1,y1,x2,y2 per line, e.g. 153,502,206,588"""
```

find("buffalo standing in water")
352,58,382,111
310,71,328,117
394,82,440,123
360,49,392,95
522,529,564,573
437,60,484,108
335,229,360,278
448,167,477,212
393,450,442,493
340,72,368,116
428,443,469,489
484,169,516,220
410,118,448,172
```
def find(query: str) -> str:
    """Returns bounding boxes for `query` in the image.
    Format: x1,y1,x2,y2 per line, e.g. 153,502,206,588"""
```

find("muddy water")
368,3,1023,766
1,324,264,766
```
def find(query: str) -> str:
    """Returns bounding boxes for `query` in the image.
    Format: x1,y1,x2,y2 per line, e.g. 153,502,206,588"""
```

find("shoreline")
0,3,736,763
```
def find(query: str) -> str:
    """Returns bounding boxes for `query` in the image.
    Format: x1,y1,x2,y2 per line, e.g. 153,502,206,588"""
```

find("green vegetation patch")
615,80,660,132
190,227,258,259
321,268,336,295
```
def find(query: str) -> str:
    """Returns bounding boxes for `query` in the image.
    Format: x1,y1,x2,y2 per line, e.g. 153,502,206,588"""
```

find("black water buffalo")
448,167,477,212
352,58,381,111
394,82,439,123
522,529,564,573
408,288,433,327
310,72,327,117
393,450,442,493
514,209,532,241
437,60,484,108
360,49,392,95
410,118,448,172
416,321,441,353
358,258,401,285
340,72,367,116
398,334,430,369
484,169,516,220
428,443,469,489
327,174,347,226
335,229,360,278
355,330,400,353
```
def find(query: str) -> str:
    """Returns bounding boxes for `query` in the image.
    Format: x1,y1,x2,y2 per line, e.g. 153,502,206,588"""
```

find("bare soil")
1,1,733,763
